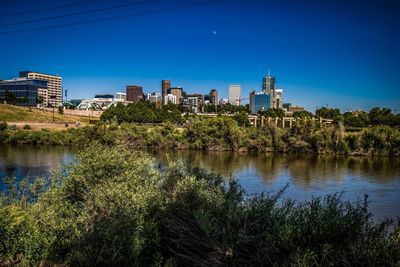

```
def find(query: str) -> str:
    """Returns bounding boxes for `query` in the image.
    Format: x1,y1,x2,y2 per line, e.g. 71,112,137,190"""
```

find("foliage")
233,111,250,127
316,107,342,121
0,122,7,131
0,145,399,266
101,101,184,124
293,110,313,118
36,95,45,105
57,106,64,115
1,118,399,156
4,90,17,105
368,107,400,126
259,107,285,118
22,124,31,130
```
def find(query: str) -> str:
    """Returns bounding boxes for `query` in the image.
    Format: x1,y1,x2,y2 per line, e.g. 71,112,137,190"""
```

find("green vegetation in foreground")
0,104,91,123
1,116,400,156
1,145,399,266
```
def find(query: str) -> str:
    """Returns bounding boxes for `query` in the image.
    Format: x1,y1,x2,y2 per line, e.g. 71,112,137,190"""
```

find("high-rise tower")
229,85,241,106
162,80,171,104
262,70,276,108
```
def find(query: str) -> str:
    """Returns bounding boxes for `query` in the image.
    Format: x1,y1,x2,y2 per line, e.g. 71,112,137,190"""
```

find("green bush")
23,124,31,130
0,121,7,131
8,124,17,131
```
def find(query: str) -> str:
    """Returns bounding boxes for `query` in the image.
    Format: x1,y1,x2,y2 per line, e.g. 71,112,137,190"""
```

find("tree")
316,107,341,120
293,110,313,118
260,108,284,118
233,111,250,127
21,96,29,106
57,105,64,115
343,111,370,127
4,90,17,105
36,95,45,106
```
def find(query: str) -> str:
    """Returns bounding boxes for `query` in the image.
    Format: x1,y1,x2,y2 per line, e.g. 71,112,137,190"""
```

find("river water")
1,144,399,222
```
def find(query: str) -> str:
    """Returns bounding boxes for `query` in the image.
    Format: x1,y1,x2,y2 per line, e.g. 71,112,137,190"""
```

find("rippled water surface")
1,144,399,221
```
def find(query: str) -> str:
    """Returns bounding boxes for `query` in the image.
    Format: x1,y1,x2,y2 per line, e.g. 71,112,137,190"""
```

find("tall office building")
164,94,177,105
0,78,48,106
275,89,283,109
19,71,62,107
210,89,218,105
161,80,171,104
183,96,199,113
167,87,183,103
262,71,275,108
126,85,143,102
228,85,241,105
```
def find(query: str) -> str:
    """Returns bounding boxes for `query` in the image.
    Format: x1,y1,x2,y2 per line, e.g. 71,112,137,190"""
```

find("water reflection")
0,144,73,181
0,144,399,220
153,151,400,188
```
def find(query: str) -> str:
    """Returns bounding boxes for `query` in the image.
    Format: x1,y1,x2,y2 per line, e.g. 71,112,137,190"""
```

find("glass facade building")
0,78,48,106
250,92,270,114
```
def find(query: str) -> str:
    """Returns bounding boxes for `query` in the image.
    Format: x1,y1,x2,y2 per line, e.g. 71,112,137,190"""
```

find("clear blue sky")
0,0,399,112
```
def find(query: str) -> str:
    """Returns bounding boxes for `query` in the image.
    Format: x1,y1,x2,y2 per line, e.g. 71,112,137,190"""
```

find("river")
1,144,399,222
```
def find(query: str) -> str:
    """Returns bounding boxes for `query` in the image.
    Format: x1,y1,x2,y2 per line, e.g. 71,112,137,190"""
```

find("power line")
0,0,224,35
0,0,18,4
1,0,110,17
0,0,158,27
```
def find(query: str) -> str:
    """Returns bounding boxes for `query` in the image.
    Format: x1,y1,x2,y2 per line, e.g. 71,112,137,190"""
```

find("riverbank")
0,104,93,124
1,117,399,156
0,117,400,157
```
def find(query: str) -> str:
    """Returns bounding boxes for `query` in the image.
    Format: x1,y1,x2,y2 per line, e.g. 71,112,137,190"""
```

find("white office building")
228,85,241,105
164,93,177,105
115,92,126,101
275,89,283,109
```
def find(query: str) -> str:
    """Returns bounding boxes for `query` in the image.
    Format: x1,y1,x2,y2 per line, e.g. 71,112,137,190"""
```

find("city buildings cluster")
0,70,304,114
0,71,62,107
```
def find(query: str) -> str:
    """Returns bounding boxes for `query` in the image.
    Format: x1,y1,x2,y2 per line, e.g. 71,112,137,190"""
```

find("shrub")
23,124,31,130
0,122,7,131
8,124,17,131
57,106,64,115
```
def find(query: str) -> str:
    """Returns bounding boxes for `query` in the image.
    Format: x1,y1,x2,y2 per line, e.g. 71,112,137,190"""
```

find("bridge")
196,113,334,128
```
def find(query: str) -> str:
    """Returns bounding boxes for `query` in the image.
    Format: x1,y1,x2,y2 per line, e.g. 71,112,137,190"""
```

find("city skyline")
1,0,399,111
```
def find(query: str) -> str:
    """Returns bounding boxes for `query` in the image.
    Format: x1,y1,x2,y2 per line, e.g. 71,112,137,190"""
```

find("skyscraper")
275,89,283,109
262,71,275,108
210,89,218,105
167,87,183,103
126,85,143,102
162,80,171,104
229,85,241,105
19,71,62,107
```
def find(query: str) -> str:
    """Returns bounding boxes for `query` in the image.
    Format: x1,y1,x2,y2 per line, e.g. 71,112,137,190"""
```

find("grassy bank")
0,104,91,123
1,145,399,266
1,116,400,156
